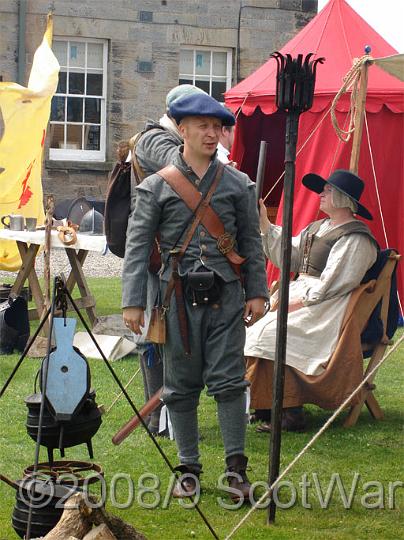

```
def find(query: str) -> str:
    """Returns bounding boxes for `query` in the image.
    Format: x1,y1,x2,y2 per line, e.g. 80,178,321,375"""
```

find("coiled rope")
331,54,373,142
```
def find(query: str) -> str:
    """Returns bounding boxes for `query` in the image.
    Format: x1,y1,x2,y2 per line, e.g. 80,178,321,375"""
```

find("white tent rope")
262,105,333,202
235,93,251,119
225,333,404,540
365,111,403,315
263,102,355,203
364,111,388,246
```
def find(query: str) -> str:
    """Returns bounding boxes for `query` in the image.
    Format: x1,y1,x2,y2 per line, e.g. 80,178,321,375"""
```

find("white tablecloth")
0,229,107,253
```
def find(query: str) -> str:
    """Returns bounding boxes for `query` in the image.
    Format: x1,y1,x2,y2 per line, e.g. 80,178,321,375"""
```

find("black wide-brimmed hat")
302,169,373,220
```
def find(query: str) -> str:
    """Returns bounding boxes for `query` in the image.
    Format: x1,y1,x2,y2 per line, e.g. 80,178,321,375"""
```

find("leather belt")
170,249,190,355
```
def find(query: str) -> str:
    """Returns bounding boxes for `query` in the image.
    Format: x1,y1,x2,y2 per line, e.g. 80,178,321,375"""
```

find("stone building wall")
0,0,317,205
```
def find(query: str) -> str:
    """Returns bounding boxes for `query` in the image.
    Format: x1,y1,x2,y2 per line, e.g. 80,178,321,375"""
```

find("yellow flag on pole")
0,14,59,271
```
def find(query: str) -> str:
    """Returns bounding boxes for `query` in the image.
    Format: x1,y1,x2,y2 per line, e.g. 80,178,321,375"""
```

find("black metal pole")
268,111,299,523
266,50,323,525
25,277,59,540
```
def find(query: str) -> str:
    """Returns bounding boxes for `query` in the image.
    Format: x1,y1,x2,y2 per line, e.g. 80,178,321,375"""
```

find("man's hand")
123,307,145,335
243,297,266,327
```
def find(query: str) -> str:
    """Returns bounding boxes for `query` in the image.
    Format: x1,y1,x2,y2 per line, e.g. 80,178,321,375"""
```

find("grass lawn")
0,277,403,540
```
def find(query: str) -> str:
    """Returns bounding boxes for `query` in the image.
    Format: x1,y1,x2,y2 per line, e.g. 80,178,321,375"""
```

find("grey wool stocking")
217,392,247,458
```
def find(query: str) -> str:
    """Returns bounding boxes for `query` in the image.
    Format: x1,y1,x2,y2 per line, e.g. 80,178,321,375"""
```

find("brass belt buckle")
217,232,235,255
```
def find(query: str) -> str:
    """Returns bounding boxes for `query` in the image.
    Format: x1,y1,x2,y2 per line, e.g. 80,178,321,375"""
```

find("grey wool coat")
122,148,269,309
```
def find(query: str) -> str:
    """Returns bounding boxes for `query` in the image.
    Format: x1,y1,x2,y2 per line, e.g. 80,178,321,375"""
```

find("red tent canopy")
225,0,404,307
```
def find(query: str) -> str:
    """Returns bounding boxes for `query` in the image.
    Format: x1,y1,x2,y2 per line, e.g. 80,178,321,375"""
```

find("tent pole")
349,61,370,173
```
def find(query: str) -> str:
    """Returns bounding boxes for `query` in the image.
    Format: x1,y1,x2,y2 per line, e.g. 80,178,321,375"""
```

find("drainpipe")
18,0,27,85
236,1,243,83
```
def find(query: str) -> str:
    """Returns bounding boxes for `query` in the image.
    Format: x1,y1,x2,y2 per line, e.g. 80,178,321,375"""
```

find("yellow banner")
0,14,59,270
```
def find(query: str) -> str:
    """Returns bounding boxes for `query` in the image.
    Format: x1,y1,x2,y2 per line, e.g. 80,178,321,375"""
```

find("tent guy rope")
364,111,403,314
262,105,333,202
224,333,404,540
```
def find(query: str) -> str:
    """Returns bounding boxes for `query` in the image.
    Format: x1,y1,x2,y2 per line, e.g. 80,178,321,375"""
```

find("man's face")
179,116,222,158
221,126,235,151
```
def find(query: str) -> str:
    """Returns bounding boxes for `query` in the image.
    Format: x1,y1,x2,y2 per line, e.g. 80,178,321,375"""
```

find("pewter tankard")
25,217,37,231
1,214,25,231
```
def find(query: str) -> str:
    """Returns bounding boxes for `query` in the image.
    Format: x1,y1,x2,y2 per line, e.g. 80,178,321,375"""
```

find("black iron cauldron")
12,478,78,538
1,461,103,539
25,390,103,463
0,474,78,539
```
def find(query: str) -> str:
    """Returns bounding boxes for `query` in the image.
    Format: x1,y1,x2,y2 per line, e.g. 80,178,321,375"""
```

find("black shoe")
249,409,271,424
255,407,306,433
282,407,306,432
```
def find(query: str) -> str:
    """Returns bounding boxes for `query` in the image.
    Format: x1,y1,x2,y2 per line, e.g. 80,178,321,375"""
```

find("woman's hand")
288,299,304,313
259,198,271,235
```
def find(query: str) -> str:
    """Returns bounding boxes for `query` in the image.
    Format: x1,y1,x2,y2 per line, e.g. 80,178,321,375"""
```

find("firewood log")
44,493,147,540
82,524,117,539
84,495,148,540
43,493,92,539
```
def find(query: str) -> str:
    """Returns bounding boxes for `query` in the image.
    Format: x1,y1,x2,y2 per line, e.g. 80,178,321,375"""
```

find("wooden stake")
43,194,54,313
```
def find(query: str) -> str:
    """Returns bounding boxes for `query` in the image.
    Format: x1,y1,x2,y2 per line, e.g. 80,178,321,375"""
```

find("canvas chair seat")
245,249,401,427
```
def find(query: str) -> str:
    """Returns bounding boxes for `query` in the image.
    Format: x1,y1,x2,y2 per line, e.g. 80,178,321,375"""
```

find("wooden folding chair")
343,249,401,427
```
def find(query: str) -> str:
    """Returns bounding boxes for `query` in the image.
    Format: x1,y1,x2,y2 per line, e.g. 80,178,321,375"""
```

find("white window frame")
179,46,232,101
49,37,108,162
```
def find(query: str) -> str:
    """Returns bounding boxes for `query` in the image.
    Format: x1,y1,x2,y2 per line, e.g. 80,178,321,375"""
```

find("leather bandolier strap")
159,164,246,276
160,163,226,355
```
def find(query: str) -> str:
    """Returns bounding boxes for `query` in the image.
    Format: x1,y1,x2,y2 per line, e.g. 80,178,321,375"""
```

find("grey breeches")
161,279,249,411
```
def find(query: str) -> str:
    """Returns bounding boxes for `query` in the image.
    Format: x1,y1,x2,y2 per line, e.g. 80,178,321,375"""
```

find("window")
49,38,107,161
179,47,232,102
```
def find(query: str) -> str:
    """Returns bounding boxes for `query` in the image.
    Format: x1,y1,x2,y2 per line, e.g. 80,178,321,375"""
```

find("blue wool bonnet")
169,93,236,126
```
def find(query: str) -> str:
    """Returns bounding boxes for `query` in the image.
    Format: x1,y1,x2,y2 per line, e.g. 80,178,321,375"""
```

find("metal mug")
25,217,37,232
1,214,25,231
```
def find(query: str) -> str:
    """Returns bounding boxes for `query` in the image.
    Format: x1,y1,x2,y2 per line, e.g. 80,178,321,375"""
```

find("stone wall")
0,0,317,204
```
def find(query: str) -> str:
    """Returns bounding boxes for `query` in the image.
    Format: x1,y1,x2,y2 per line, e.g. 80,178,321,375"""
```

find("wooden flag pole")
349,62,370,173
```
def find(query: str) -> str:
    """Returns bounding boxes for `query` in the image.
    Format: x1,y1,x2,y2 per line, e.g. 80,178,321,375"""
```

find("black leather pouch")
184,270,222,305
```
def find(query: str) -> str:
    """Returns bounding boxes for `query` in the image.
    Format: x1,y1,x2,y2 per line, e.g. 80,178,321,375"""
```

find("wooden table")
0,229,106,331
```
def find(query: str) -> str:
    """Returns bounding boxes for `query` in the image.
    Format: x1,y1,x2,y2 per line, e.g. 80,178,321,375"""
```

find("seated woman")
245,169,378,432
